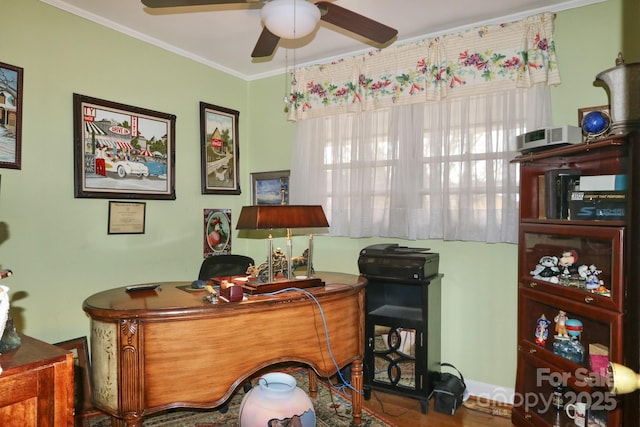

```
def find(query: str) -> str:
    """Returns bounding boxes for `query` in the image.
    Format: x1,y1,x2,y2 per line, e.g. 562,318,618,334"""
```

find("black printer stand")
358,244,442,414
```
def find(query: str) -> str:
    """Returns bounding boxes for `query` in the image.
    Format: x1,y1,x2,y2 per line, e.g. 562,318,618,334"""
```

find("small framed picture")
108,201,146,234
203,208,232,257
55,337,94,415
73,93,176,200
251,170,290,205
200,102,241,195
0,61,23,169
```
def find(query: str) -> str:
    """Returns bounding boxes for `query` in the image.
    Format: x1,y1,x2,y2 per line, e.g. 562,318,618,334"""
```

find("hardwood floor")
362,390,515,427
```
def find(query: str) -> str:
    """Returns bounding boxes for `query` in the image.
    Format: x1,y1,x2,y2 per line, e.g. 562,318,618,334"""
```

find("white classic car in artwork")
104,157,149,178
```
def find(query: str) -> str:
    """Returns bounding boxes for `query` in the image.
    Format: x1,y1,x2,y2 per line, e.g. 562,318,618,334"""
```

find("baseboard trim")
466,379,515,405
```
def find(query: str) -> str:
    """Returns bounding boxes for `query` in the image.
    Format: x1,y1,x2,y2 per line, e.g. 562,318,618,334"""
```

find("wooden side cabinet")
512,134,640,427
0,334,74,427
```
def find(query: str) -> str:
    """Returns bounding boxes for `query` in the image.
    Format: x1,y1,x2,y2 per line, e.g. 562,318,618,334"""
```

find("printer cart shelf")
511,133,640,427
358,244,442,414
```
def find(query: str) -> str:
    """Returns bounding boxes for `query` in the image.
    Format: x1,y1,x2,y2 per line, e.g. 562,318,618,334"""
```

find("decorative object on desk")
84,368,396,427
236,205,329,286
73,94,176,200
250,170,290,205
535,314,551,346
200,102,241,195
239,372,316,427
0,277,21,354
203,209,232,257
608,362,640,395
594,54,640,134
0,61,23,170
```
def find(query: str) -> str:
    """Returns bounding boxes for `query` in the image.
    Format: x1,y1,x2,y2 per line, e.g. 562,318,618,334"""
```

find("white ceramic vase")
239,372,316,427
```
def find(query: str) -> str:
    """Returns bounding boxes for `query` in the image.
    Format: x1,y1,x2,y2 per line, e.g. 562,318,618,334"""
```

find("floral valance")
287,12,560,121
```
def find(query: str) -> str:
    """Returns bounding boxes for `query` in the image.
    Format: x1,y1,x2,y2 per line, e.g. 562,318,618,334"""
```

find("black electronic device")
358,243,439,281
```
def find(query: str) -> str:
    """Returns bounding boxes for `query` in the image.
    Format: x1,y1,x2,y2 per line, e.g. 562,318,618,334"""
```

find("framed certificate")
108,201,146,234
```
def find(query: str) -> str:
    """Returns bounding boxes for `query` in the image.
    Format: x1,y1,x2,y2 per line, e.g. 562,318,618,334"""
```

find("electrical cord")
264,287,361,401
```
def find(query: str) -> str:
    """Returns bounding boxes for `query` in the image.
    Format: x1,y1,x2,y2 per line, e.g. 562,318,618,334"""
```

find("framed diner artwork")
73,94,176,200
0,61,23,169
200,102,241,195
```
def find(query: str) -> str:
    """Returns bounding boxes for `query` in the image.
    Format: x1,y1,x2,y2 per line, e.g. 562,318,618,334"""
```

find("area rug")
85,369,397,427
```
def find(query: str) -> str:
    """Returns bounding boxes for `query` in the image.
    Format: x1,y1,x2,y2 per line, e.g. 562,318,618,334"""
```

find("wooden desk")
83,272,366,427
0,335,74,427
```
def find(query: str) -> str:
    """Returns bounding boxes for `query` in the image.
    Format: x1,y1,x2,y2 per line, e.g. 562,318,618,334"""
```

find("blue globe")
582,110,610,136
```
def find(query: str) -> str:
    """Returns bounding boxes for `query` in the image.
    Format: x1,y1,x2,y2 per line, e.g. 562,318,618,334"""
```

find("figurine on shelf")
585,264,603,291
553,317,585,364
530,255,561,284
554,310,569,339
535,314,551,346
558,250,579,279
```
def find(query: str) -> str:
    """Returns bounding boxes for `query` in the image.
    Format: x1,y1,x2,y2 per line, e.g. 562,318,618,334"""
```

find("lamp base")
242,277,324,295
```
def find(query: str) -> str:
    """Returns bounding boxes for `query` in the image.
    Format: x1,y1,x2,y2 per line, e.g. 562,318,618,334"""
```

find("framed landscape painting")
251,170,289,205
0,61,23,169
200,102,241,195
73,94,176,200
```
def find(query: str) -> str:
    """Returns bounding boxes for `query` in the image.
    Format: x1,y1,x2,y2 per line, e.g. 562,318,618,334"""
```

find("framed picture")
108,201,146,234
73,94,176,200
251,170,290,205
203,208,232,257
0,61,23,169
55,337,94,415
200,102,241,195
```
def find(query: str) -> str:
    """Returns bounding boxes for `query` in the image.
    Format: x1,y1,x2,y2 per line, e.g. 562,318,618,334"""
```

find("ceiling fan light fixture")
261,0,320,40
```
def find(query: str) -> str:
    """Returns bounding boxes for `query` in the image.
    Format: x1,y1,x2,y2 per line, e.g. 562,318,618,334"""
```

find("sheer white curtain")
290,83,551,243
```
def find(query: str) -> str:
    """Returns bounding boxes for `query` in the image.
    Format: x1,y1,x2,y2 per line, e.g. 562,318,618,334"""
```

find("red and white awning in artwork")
85,121,107,135
95,136,133,151
139,150,153,157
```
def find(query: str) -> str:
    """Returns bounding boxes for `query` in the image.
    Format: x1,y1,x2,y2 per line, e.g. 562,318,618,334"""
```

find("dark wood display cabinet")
511,134,640,427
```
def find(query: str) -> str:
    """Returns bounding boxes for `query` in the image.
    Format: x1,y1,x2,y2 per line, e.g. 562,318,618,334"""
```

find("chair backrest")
198,254,255,280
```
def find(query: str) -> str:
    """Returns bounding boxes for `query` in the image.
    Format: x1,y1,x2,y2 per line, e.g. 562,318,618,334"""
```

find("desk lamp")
236,205,329,283
608,362,640,395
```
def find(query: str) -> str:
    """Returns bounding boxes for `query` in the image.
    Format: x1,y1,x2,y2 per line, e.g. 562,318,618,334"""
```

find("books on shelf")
542,171,628,220
544,169,580,219
569,191,626,220
578,174,627,191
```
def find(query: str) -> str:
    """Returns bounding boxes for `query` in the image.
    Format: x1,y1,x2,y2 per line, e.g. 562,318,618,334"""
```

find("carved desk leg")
351,358,363,426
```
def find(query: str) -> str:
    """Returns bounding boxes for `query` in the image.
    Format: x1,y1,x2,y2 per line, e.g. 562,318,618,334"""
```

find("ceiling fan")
141,0,398,58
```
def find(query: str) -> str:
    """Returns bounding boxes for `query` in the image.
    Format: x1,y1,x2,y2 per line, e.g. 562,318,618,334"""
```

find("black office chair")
198,254,255,281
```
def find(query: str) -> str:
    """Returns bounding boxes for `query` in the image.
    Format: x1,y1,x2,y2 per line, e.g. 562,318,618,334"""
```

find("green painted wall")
2,0,633,392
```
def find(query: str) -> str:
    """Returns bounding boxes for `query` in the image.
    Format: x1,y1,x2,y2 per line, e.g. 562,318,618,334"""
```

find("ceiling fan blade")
142,0,254,8
316,1,398,44
251,27,281,58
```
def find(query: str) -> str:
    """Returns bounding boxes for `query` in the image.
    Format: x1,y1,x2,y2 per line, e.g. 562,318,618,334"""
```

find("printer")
358,244,439,282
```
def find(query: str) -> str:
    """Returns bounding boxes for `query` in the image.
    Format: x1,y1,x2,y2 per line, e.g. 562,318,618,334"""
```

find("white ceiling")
41,0,602,81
